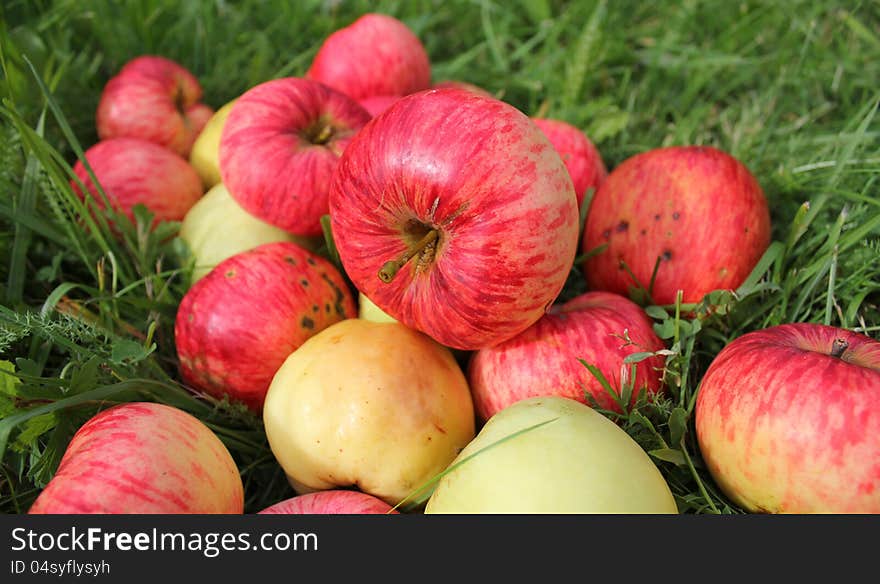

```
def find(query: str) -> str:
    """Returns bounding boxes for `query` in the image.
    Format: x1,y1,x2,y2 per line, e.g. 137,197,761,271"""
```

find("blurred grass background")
0,0,878,514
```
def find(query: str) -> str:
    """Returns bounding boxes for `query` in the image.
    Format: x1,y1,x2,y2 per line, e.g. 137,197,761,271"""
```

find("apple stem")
313,125,334,145
830,338,849,359
378,229,438,283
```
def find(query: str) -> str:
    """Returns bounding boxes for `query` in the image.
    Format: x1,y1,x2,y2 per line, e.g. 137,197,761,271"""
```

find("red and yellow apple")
189,99,237,189
29,402,243,514
468,291,666,422
695,322,880,513
532,117,607,210
262,319,475,506
329,88,579,350
174,241,356,413
258,490,397,514
582,145,771,306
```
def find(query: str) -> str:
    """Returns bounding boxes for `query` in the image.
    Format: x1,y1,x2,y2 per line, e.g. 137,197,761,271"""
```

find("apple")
29,402,243,514
258,490,398,514
262,319,475,506
189,99,237,189
179,183,320,284
581,145,771,306
468,291,666,423
532,117,607,210
306,13,431,101
358,94,402,117
174,241,356,413
424,396,678,513
219,77,371,236
328,88,579,351
432,79,492,98
71,137,203,226
96,55,213,157
358,291,397,323
695,322,880,513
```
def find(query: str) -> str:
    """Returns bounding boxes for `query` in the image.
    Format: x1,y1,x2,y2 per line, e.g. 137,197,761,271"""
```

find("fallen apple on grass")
532,117,607,210
71,136,203,227
695,322,880,513
189,98,237,189
468,291,667,423
258,490,397,514
424,396,678,514
219,77,371,236
262,319,475,506
307,13,431,101
97,55,213,157
581,145,771,305
29,402,243,514
174,241,356,413
329,88,579,351
178,183,320,284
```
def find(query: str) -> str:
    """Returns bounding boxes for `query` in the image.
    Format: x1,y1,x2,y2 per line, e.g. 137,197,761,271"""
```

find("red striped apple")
468,291,666,422
174,241,356,413
29,402,243,514
582,145,771,305
695,322,880,513
329,88,579,351
71,137,203,226
219,77,371,236
258,490,397,514
97,55,213,157
358,94,402,117
262,319,475,506
532,117,607,210
307,13,431,101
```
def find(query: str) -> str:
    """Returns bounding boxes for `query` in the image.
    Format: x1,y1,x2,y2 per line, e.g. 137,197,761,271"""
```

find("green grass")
0,0,878,514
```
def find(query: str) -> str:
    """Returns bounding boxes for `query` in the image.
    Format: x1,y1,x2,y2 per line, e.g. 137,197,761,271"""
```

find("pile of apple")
36,14,880,515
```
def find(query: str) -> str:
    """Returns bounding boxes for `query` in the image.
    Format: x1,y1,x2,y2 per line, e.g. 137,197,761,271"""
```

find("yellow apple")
189,99,236,189
424,396,678,514
358,292,397,323
262,319,475,506
178,183,320,283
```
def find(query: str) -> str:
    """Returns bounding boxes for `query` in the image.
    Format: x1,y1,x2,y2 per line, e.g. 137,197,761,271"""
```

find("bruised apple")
262,319,475,506
29,402,243,514
258,490,397,514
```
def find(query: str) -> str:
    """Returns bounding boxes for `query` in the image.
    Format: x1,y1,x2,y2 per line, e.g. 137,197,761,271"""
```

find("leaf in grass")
0,360,20,396
11,413,56,452
653,319,676,340
649,448,687,466
668,407,688,446
645,305,669,320
623,351,657,364
110,339,155,365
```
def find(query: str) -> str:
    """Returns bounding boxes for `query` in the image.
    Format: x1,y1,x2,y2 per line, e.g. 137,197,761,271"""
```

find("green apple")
358,292,397,323
189,99,236,189
178,183,319,283
424,396,678,513
262,319,476,506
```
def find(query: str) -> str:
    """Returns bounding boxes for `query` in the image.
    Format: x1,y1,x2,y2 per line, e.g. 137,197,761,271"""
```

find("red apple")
258,490,398,514
358,94,402,117
219,77,371,236
468,291,666,422
432,79,492,98
29,402,244,514
532,117,607,209
581,145,771,306
328,88,579,351
96,55,213,157
71,137,203,226
695,323,880,513
174,241,356,413
306,13,431,101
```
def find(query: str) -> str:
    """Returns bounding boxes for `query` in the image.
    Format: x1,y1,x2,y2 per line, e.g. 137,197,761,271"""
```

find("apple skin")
28,402,244,514
71,137,203,226
262,319,475,506
582,145,771,306
432,80,492,98
695,323,880,513
189,99,237,189
358,94,402,117
219,77,371,236
329,88,579,351
258,490,398,514
424,396,678,513
96,55,213,157
174,241,356,413
307,13,431,101
358,291,397,323
532,117,607,210
468,291,666,422
179,183,320,284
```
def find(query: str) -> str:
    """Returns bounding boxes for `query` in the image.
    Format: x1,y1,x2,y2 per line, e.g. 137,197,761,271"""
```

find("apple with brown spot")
581,145,771,305
29,402,243,514
174,241,356,413
258,490,397,514
696,322,880,513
